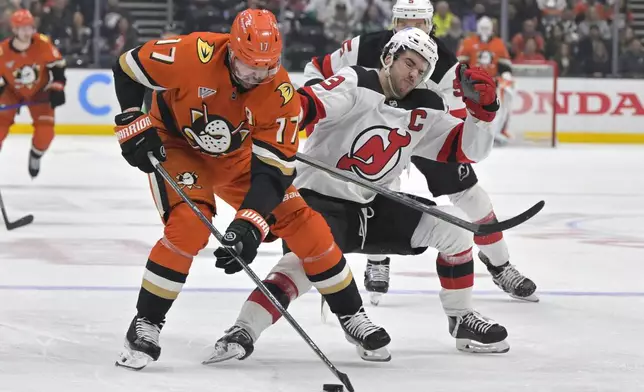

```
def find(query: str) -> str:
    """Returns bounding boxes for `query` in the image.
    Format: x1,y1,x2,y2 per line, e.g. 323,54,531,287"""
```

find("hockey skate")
115,315,164,370
202,325,254,364
449,311,509,354
28,147,43,178
364,257,390,306
479,251,539,302
338,306,391,362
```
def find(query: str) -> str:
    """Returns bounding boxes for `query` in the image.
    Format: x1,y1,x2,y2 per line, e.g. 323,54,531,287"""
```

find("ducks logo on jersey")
182,103,250,156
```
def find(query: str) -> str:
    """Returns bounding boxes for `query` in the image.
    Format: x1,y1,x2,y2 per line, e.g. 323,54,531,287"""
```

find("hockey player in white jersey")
205,28,510,365
303,0,537,306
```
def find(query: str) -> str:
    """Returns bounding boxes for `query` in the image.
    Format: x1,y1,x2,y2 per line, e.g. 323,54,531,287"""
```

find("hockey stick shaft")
0,100,48,111
147,153,354,392
296,152,544,236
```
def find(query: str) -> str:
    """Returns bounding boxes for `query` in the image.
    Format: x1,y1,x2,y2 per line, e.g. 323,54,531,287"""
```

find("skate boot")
449,311,509,354
364,257,390,306
479,251,538,302
28,147,44,178
202,325,255,364
115,315,164,370
338,306,391,362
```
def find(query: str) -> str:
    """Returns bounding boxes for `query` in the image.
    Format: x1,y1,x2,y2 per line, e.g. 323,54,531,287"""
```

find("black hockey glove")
215,209,269,274
47,81,66,108
114,111,166,173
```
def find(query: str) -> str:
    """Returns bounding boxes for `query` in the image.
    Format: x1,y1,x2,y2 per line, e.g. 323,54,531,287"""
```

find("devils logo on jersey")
182,103,250,156
12,64,40,89
337,125,411,181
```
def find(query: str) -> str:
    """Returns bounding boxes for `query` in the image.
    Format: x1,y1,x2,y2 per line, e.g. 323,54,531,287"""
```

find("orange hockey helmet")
11,9,35,28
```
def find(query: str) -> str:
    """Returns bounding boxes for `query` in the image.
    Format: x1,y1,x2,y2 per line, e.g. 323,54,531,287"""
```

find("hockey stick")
147,153,354,392
0,189,34,230
296,152,544,236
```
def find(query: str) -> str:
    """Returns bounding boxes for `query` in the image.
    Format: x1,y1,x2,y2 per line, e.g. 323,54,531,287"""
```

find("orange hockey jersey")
456,34,511,78
0,34,65,99
117,33,301,176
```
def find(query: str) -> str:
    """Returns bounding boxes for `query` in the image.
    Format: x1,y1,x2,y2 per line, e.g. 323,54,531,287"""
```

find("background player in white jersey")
303,0,537,305
205,28,510,364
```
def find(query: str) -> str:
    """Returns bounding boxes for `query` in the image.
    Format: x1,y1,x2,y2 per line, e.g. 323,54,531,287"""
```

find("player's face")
390,50,428,97
13,25,35,42
395,18,430,35
230,51,280,90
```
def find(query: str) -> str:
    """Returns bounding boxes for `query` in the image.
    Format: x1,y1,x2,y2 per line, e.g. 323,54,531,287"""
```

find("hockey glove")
453,64,499,122
215,209,270,274
114,111,166,173
47,81,66,108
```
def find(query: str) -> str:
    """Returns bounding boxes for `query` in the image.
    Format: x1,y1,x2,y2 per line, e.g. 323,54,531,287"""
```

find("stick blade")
337,371,354,392
6,214,34,230
475,200,545,235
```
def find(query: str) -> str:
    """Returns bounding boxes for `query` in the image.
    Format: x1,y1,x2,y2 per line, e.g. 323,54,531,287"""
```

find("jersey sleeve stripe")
449,108,467,120
437,122,473,163
298,86,327,135
122,47,164,90
251,141,296,176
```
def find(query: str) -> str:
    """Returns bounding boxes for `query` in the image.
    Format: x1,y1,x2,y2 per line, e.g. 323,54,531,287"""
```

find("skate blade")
115,343,155,370
456,338,510,354
202,342,246,365
345,335,392,362
356,345,391,362
369,292,383,306
510,292,540,303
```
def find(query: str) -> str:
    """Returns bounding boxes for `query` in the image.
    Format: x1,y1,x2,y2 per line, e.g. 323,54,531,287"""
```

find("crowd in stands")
0,0,642,78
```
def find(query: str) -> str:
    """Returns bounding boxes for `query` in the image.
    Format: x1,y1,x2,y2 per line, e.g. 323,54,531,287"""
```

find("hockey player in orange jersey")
457,16,514,144
0,10,66,177
112,9,390,370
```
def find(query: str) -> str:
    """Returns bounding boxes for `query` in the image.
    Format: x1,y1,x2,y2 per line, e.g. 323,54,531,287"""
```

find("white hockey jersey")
303,30,467,118
295,66,495,205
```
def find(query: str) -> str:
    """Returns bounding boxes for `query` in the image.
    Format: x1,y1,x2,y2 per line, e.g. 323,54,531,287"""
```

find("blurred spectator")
578,25,611,76
544,22,564,59
606,0,633,31
578,7,611,40
620,26,635,53
307,0,355,25
573,0,607,21
40,0,74,41
432,1,454,37
355,2,389,35
0,8,12,40
183,0,223,34
554,42,577,76
515,37,546,61
619,39,644,78
537,0,567,29
352,0,391,27
1,0,22,15
111,15,138,56
507,3,523,38
61,11,91,55
323,1,353,47
512,19,545,56
461,3,485,33
442,16,464,54
102,0,132,42
559,8,580,43
516,0,541,23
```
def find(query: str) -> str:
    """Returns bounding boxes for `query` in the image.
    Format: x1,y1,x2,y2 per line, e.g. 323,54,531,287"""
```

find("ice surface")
1,135,643,392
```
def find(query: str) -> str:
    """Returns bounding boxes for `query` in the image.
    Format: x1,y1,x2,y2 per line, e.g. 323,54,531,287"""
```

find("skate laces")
366,262,390,283
341,308,381,340
136,317,162,345
496,264,526,289
223,325,252,341
462,312,494,334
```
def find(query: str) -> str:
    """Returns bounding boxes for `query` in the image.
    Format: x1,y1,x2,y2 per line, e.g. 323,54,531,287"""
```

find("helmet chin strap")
381,57,403,100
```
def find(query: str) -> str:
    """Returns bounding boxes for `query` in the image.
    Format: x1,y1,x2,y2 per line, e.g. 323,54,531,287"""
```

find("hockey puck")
323,384,344,392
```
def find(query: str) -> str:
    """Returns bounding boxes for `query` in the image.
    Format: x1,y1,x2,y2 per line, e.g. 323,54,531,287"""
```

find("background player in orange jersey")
112,8,390,370
0,10,66,178
457,16,515,144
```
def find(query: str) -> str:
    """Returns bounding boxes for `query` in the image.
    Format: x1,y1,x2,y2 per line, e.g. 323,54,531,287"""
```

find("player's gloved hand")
47,81,66,108
114,110,166,173
453,63,499,122
214,209,269,274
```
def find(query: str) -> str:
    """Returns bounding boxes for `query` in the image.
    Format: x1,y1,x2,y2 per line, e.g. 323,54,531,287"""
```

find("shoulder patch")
197,37,214,64
275,82,294,107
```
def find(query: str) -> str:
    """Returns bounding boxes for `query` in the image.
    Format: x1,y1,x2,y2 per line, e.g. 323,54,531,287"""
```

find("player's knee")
277,207,335,260
164,202,212,256
414,207,472,256
447,183,492,221
32,125,55,151
269,252,313,297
